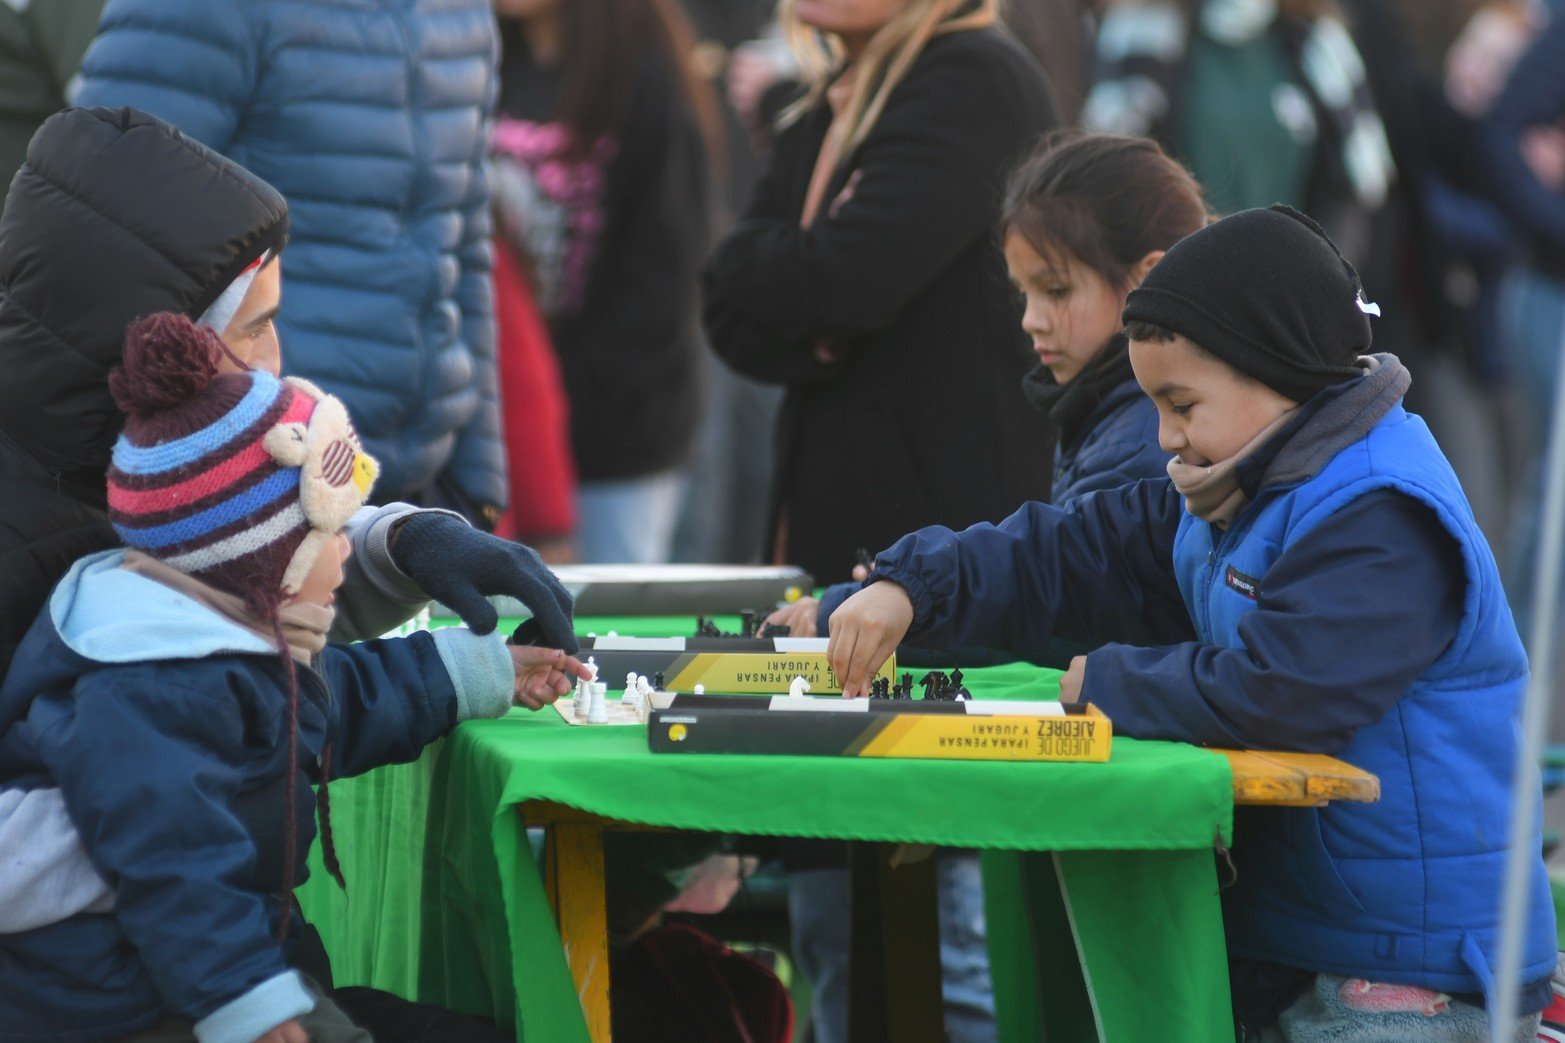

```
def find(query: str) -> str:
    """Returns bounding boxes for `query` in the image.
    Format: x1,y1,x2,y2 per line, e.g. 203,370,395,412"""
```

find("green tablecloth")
299,616,1236,1041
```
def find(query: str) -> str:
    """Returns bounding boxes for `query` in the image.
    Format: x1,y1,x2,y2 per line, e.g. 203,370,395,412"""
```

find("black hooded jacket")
0,107,288,676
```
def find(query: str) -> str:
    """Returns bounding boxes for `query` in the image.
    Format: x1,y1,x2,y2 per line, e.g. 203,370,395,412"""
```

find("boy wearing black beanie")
826,206,1555,1038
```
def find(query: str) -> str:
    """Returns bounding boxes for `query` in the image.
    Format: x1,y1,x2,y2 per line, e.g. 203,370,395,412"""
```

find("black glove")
389,513,578,653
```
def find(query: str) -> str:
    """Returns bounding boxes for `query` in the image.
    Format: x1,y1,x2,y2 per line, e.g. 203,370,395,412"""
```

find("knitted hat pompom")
109,313,224,418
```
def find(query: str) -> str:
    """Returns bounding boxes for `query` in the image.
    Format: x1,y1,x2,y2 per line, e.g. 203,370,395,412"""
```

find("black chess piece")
740,610,757,638
759,623,790,639
653,672,666,691
896,672,914,700
919,671,949,701
948,668,964,691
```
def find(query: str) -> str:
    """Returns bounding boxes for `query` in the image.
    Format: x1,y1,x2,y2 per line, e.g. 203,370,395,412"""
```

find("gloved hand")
389,512,578,653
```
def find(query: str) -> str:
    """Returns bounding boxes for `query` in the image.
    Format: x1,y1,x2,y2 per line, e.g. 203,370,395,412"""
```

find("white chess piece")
693,684,705,696
585,656,599,684
636,675,655,701
788,676,812,699
588,682,609,724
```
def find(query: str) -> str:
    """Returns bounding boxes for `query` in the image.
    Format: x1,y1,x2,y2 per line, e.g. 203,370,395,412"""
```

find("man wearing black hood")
0,107,571,1041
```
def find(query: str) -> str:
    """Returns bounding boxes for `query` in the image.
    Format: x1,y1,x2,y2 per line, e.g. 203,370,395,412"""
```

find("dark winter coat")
702,28,1057,580
1481,9,1565,273
0,107,288,680
493,34,708,480
76,0,507,510
0,0,105,207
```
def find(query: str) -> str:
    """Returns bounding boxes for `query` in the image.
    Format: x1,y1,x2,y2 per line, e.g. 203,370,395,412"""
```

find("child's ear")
1132,250,1166,286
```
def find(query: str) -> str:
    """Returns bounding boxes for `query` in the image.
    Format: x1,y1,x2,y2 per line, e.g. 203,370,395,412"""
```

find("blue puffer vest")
1174,404,1555,1003
76,0,504,508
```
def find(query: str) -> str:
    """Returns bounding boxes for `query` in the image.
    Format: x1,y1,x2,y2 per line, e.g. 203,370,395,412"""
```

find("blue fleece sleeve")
73,0,259,152
28,670,306,1028
870,479,1194,658
1082,492,1466,751
313,631,471,778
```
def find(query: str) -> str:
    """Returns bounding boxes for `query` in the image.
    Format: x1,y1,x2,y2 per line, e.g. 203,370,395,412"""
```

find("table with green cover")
298,615,1236,1042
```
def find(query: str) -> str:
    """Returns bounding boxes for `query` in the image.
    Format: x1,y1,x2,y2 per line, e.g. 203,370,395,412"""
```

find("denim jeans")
788,851,997,1043
576,470,685,564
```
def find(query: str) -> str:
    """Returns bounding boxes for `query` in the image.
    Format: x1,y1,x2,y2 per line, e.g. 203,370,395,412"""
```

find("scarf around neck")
1021,334,1137,450
1167,353,1410,529
119,550,334,664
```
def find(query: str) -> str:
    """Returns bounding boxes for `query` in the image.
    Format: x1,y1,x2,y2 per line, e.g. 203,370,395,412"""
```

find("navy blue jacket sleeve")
815,580,858,632
1481,13,1565,262
870,479,1195,658
28,669,290,1022
1082,491,1465,752
313,632,462,779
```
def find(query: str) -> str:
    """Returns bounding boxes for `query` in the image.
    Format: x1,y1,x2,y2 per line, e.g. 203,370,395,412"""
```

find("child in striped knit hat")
0,314,589,1043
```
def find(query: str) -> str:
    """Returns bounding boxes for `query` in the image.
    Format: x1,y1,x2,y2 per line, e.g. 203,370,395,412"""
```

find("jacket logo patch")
1224,565,1261,600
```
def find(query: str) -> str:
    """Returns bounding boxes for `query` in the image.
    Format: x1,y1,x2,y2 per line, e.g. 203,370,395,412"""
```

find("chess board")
550,697,648,727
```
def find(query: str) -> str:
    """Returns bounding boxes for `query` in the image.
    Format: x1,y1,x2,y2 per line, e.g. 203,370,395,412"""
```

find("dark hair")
1001,131,1207,291
1123,318,1254,382
1123,319,1177,344
510,0,723,171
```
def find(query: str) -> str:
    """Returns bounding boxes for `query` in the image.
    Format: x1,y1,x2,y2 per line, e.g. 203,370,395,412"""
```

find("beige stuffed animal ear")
264,423,309,467
283,375,329,402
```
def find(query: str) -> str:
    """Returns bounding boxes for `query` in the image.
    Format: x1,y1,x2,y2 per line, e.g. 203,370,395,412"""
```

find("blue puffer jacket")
0,550,514,1042
75,0,506,510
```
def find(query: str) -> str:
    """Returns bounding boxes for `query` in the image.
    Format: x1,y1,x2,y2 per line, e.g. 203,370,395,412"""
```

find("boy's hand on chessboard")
827,581,913,698
511,647,592,711
252,1019,306,1043
1059,656,1086,704
765,597,820,637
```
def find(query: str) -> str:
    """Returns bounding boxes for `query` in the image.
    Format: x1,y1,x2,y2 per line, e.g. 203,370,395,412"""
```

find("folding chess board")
647,694,1112,763
573,634,894,695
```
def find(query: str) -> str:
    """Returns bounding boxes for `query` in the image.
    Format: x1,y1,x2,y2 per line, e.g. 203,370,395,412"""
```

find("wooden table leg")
543,823,613,1042
848,842,944,1043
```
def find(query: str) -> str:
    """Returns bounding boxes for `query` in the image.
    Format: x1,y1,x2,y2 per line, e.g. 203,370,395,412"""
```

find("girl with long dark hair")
491,0,721,563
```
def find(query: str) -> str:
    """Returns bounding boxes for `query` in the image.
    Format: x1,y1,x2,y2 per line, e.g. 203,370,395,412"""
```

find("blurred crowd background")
3,0,1563,590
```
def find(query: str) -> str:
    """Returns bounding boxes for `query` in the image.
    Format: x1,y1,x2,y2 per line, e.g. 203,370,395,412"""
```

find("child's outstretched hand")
765,596,820,637
253,1018,306,1043
511,647,592,711
827,582,913,698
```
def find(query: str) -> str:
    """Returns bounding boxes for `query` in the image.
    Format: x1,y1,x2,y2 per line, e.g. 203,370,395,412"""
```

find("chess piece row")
864,670,971,701
694,612,792,640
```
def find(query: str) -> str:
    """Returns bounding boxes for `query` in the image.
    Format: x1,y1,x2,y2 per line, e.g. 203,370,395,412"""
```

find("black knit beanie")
1121,205,1372,402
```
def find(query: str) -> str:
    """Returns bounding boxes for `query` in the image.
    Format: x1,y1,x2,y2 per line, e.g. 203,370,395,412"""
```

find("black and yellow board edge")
578,649,896,695
648,704,1111,763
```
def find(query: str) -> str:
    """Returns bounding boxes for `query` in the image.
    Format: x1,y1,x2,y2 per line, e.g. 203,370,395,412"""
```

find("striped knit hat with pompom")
106,313,378,617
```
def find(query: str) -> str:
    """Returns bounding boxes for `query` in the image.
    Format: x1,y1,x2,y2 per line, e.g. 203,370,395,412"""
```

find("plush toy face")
262,377,379,595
